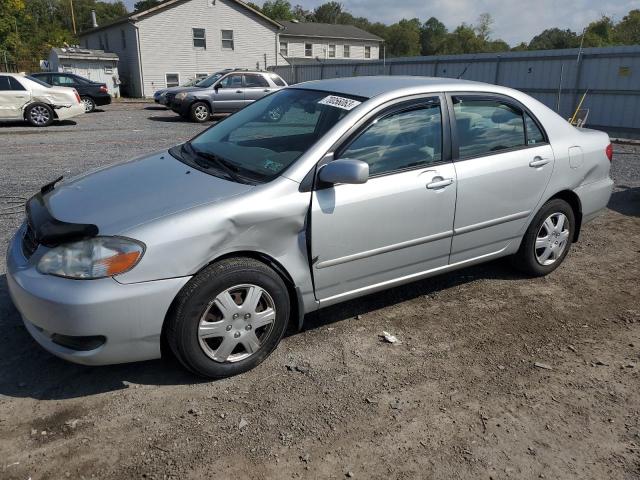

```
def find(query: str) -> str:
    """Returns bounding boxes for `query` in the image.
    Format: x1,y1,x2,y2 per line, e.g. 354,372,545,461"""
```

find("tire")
190,101,211,123
81,96,96,113
166,257,290,378
25,103,54,127
511,199,575,277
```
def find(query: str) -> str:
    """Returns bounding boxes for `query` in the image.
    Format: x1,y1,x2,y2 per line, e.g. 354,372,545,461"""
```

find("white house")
79,0,282,97
78,0,383,97
278,21,382,61
46,47,121,97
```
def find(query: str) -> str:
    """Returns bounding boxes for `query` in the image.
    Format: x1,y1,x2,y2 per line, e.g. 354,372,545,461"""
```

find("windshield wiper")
186,143,248,184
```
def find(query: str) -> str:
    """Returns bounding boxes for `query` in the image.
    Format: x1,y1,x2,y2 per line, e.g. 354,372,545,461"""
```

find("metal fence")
270,45,640,138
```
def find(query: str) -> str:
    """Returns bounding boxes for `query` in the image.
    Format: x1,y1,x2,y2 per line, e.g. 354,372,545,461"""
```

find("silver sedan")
7,77,614,378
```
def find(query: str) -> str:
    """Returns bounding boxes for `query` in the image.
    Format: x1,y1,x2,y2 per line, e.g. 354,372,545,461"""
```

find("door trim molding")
315,230,454,269
454,210,530,235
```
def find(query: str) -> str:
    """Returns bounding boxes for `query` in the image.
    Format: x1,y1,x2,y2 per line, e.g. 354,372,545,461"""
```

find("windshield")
183,88,365,182
26,75,51,88
195,72,226,88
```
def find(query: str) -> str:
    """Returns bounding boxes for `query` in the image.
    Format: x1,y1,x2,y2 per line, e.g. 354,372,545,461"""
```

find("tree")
313,1,342,24
440,24,485,54
261,0,293,20
613,9,640,45
133,0,160,13
420,17,447,56
384,18,420,57
528,28,579,50
475,13,493,42
291,4,312,21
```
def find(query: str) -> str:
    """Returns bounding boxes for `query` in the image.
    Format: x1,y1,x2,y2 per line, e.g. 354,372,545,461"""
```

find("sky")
119,0,640,46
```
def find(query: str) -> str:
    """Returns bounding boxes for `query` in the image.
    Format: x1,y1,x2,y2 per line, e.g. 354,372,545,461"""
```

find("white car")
0,73,85,127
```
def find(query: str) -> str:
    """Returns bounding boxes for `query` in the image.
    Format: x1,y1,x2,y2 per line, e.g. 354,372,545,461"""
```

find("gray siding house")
79,0,282,97
278,21,382,61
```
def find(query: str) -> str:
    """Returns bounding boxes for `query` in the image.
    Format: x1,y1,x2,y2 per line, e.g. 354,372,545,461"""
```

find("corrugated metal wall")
270,46,640,137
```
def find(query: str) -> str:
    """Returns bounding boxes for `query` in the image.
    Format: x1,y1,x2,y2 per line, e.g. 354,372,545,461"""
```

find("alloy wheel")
194,105,209,121
81,98,94,113
535,212,570,266
198,284,276,363
30,106,50,126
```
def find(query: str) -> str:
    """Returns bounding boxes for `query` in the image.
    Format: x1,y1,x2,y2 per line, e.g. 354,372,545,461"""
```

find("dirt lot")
1,103,639,480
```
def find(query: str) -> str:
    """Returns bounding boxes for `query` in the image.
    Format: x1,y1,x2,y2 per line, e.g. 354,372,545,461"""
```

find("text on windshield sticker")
318,95,361,111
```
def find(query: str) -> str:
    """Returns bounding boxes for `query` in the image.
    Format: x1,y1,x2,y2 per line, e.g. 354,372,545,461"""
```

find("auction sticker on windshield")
318,95,361,111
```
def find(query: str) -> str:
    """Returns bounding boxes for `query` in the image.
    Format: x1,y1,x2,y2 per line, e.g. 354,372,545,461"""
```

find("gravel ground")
0,104,639,480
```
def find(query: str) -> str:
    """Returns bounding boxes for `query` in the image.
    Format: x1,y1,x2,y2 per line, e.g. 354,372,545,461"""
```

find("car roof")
294,76,490,99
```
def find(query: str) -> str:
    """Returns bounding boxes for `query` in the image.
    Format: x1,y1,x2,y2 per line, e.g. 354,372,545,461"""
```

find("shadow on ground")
608,186,640,217
0,259,522,401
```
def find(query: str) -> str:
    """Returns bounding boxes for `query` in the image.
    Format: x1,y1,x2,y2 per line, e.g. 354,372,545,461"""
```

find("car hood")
173,86,207,96
44,151,253,235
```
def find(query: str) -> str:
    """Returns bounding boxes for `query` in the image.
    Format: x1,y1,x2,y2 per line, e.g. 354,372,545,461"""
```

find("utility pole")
70,0,77,34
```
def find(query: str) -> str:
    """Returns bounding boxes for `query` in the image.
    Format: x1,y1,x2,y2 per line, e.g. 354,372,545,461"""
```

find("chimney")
91,10,98,28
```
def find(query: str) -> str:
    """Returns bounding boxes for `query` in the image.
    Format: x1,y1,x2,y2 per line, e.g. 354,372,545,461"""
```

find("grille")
165,93,176,104
22,223,39,258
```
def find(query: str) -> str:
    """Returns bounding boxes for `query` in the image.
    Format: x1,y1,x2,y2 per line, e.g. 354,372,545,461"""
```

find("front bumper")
170,99,190,116
6,226,191,366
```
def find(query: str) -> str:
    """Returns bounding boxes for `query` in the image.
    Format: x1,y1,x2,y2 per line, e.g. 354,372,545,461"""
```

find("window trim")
328,44,336,58
192,28,207,49
304,43,313,57
165,72,181,88
446,92,549,162
305,93,451,191
364,45,371,59
343,44,350,58
279,40,288,57
221,29,234,50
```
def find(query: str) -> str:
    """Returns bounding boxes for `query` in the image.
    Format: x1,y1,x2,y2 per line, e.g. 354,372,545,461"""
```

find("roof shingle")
279,21,383,42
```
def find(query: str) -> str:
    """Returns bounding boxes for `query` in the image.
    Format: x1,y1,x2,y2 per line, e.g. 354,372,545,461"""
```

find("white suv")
0,73,85,127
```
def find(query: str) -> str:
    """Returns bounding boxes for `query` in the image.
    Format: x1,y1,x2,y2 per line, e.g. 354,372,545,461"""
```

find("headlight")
175,92,187,101
37,237,145,279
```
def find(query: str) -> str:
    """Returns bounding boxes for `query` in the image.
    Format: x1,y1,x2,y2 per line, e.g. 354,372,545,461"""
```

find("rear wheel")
512,199,575,276
166,258,290,378
190,101,211,122
25,103,54,127
80,96,96,113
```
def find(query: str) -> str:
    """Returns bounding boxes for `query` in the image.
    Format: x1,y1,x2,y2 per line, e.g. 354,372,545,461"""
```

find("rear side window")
50,74,76,86
525,114,545,145
453,97,525,158
0,76,26,90
339,101,443,176
243,74,269,88
269,73,286,87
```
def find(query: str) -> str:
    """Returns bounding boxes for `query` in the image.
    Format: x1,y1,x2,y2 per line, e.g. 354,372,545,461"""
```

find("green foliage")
261,0,293,21
133,0,160,13
613,9,640,45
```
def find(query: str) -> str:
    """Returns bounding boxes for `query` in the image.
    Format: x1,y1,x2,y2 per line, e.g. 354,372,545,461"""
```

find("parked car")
7,77,614,378
153,77,201,106
0,72,84,127
30,72,111,113
168,69,287,122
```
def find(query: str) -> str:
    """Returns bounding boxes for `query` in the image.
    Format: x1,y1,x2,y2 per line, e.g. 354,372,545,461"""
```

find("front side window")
453,97,525,158
364,46,371,58
343,45,350,58
218,74,242,88
339,101,443,176
328,44,336,58
184,88,364,182
221,30,234,49
244,74,269,88
193,28,206,48
165,73,180,88
279,41,288,57
305,43,312,57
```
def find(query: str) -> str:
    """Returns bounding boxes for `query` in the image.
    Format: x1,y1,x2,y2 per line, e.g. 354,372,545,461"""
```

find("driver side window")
339,101,443,176
218,74,242,88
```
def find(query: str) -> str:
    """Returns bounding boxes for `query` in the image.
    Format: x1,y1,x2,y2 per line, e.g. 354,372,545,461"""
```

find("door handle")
263,89,270,92
235,90,243,93
529,157,550,168
426,177,454,189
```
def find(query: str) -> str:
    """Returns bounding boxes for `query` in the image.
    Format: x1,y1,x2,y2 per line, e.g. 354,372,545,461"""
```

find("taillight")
605,143,613,162
99,85,108,93
73,89,81,103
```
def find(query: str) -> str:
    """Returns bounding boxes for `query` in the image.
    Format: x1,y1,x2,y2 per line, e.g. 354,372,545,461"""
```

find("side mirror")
318,159,369,185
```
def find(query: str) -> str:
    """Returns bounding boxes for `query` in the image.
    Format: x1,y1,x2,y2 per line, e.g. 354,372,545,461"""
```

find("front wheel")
189,101,211,122
512,199,575,276
166,258,290,378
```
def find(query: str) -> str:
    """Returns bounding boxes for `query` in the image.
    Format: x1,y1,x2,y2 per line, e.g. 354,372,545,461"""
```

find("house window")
121,29,126,48
365,46,371,59
221,30,234,49
193,28,206,49
343,45,350,58
304,43,312,57
328,44,336,58
279,41,288,57
165,73,180,88
195,72,209,81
